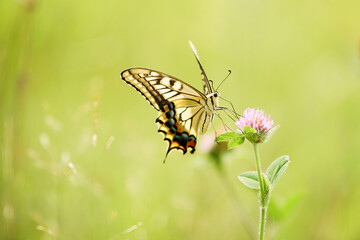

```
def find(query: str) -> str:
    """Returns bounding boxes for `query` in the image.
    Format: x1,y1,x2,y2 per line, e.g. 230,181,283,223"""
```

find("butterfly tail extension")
156,102,197,157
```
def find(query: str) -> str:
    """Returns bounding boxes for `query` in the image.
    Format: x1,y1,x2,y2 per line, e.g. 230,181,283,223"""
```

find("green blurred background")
1,0,360,239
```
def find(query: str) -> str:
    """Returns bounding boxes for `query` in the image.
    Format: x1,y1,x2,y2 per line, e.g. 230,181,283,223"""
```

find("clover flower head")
236,108,275,143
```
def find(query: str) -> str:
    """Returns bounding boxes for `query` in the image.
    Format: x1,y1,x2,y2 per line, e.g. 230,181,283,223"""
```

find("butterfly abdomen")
156,102,197,155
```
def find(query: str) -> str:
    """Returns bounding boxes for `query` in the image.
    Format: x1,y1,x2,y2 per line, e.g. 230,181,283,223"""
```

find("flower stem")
253,143,264,196
253,143,267,240
259,207,267,240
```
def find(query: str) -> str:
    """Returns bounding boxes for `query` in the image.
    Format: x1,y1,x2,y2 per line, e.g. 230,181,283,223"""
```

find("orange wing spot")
163,105,169,111
187,140,196,148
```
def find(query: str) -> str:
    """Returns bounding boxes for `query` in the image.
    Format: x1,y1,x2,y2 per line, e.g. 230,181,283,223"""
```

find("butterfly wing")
189,41,213,95
121,68,208,155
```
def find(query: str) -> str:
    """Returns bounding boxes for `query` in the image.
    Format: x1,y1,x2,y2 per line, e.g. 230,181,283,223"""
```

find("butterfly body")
121,42,221,156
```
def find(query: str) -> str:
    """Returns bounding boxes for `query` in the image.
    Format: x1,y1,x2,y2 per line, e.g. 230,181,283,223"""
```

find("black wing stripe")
201,112,208,133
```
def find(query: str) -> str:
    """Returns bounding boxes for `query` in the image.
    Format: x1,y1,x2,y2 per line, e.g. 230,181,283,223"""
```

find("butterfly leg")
212,125,220,144
214,112,233,132
216,106,238,122
218,96,241,118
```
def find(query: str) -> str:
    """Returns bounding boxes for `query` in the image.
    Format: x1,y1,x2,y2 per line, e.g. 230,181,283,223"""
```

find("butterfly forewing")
189,41,213,95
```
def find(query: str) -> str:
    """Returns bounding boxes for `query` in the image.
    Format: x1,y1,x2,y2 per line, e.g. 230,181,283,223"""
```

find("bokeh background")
1,0,360,239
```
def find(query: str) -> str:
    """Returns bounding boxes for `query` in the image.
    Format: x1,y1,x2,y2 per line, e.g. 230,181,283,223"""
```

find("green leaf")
216,132,245,149
261,173,271,205
243,126,256,134
216,132,243,142
266,155,290,186
262,173,270,193
263,124,280,143
227,136,245,149
243,126,250,133
238,171,260,189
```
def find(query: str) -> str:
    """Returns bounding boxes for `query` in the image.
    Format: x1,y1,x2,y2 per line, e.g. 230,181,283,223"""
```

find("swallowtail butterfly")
121,42,226,158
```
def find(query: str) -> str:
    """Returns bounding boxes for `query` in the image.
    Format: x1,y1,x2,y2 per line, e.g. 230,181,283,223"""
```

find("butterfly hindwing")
156,101,205,154
121,68,167,111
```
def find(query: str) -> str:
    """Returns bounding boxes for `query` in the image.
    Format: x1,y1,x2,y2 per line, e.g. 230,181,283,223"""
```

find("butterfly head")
206,91,220,110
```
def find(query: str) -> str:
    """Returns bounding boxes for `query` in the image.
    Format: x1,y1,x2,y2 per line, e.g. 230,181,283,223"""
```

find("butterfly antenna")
216,70,232,91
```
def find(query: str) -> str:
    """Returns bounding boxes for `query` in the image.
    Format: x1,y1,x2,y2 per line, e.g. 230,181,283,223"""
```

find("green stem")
259,207,267,240
253,143,267,240
253,143,264,196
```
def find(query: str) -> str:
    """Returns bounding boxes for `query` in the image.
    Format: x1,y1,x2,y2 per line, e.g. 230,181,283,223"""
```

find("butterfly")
121,42,231,158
